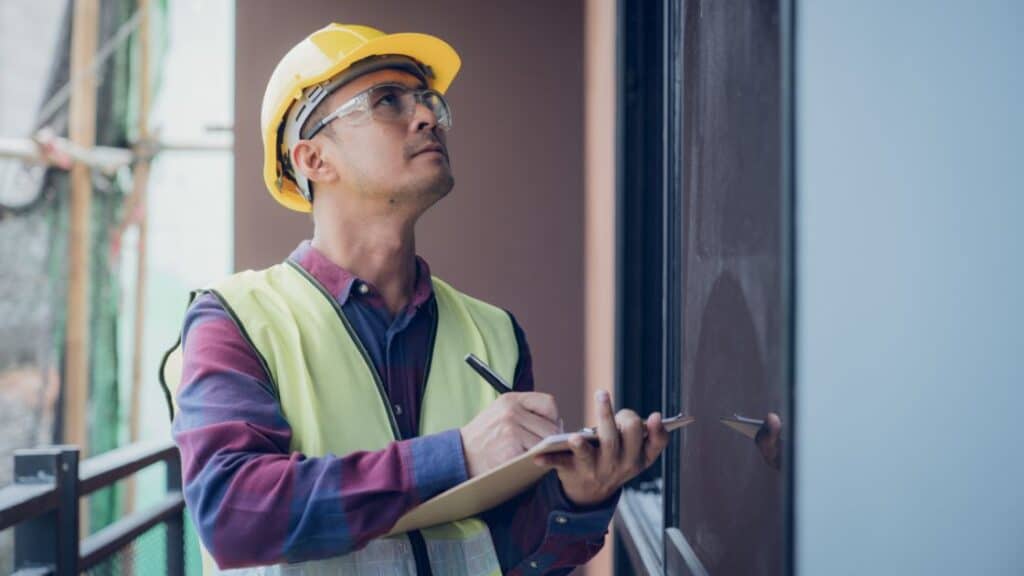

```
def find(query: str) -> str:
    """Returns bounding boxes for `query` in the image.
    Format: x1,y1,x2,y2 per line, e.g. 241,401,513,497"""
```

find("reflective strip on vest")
213,530,501,576
426,530,503,576
217,538,417,575
163,262,517,576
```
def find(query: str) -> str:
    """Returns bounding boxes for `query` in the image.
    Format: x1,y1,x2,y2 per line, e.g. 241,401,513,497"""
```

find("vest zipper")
285,260,434,575
333,302,403,438
417,300,440,436
285,261,402,438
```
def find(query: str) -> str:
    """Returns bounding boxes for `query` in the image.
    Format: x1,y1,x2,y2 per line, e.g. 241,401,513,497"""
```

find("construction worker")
161,24,669,575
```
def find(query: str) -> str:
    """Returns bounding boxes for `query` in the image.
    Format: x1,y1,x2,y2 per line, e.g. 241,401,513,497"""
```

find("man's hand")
533,390,669,507
460,392,561,478
755,412,783,470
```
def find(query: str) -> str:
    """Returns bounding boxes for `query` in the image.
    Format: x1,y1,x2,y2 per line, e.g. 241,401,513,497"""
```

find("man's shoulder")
430,275,512,318
207,263,289,291
429,275,528,345
181,264,285,328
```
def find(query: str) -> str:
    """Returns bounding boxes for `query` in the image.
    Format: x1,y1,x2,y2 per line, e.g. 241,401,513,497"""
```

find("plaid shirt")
172,240,616,574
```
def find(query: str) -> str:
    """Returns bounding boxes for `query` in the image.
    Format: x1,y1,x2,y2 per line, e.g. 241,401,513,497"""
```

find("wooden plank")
66,0,100,540
65,0,99,452
124,0,153,525
0,136,132,170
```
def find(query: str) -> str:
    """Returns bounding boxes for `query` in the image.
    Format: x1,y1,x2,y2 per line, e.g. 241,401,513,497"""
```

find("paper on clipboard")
387,413,695,535
719,414,765,440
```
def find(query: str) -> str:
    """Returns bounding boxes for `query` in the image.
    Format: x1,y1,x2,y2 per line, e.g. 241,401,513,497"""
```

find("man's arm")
173,294,467,569
481,314,618,575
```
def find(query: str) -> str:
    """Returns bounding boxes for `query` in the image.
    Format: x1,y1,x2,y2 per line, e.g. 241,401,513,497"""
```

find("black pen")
464,353,512,395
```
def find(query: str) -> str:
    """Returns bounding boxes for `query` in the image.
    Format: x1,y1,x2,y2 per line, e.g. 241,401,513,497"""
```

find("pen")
464,353,512,394
465,353,566,433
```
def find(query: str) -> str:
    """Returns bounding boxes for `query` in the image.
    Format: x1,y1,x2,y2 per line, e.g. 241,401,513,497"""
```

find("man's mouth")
412,143,448,159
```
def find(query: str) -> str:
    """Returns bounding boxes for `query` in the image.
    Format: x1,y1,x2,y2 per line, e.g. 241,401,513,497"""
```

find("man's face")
309,68,453,211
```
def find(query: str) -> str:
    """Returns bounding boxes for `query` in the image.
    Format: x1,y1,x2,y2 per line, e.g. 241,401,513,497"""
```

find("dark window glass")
674,1,786,574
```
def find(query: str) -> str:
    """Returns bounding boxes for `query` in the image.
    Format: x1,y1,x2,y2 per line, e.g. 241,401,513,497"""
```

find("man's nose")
411,99,438,132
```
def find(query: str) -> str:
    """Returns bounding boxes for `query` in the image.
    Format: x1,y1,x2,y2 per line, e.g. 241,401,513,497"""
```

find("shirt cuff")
539,472,620,535
407,428,469,503
512,474,618,574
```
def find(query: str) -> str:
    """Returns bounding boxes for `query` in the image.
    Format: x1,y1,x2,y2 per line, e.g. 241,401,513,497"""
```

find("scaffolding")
0,0,174,571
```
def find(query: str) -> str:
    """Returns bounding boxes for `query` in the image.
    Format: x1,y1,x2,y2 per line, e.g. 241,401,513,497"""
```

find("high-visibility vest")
161,260,519,575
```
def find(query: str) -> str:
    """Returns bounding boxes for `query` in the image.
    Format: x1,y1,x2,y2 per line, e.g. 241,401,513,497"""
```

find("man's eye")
375,93,401,108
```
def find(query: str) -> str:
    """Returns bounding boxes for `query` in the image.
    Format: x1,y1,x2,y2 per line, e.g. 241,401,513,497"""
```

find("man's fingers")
594,390,620,473
517,392,561,423
643,412,669,468
567,433,597,471
513,407,561,445
616,410,645,476
533,434,595,472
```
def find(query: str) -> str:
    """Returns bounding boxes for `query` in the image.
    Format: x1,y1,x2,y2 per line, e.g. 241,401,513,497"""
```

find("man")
163,23,669,575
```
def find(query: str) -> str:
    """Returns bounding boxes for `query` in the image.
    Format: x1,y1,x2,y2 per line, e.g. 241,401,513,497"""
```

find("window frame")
612,0,671,572
612,0,797,574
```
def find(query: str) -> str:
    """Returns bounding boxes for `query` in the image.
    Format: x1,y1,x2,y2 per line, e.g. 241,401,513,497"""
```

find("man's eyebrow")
369,79,427,90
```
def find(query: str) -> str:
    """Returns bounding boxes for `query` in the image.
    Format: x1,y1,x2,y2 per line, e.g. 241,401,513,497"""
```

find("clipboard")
387,413,695,535
719,414,764,440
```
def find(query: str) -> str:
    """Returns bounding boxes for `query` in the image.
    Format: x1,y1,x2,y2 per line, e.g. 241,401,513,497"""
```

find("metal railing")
0,440,185,575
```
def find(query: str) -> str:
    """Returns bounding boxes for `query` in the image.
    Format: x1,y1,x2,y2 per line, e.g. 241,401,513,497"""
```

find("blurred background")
1,0,230,573
1,1,1022,575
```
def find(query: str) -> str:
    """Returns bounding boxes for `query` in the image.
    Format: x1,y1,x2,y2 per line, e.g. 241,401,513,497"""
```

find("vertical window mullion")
613,0,667,573
661,0,684,542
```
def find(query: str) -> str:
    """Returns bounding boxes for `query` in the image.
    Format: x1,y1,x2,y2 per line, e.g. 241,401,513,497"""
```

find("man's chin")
422,169,454,199
398,171,453,206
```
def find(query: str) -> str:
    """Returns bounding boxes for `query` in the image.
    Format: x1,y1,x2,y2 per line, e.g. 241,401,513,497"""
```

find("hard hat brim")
263,32,461,213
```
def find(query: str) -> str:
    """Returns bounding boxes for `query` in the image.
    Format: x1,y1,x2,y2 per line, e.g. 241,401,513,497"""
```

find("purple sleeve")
173,293,467,569
482,313,618,574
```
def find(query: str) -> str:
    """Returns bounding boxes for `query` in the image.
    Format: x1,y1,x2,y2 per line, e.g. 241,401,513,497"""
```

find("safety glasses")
302,82,452,140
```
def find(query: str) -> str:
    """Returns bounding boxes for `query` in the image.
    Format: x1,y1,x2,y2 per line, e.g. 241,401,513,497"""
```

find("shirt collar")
287,240,435,311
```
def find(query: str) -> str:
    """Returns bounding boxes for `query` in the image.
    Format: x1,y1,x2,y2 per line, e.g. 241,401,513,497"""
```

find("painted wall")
796,1,1024,573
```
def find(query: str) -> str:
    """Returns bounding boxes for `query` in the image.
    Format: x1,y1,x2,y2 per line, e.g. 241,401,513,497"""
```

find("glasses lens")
369,85,409,122
424,91,452,130
367,85,452,130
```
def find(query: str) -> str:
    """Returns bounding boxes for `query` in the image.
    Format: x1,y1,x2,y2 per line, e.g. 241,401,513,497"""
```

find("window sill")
613,487,663,575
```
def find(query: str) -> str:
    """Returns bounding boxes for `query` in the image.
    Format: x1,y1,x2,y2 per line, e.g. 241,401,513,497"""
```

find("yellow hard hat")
261,23,461,212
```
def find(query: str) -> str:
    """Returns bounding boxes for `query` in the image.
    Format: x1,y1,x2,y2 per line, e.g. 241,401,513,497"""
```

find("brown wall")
234,1,586,429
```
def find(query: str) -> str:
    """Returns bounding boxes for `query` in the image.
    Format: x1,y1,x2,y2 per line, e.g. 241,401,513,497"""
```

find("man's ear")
292,139,338,185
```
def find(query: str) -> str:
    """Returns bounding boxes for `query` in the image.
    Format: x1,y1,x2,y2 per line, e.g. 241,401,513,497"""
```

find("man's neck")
311,216,418,317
